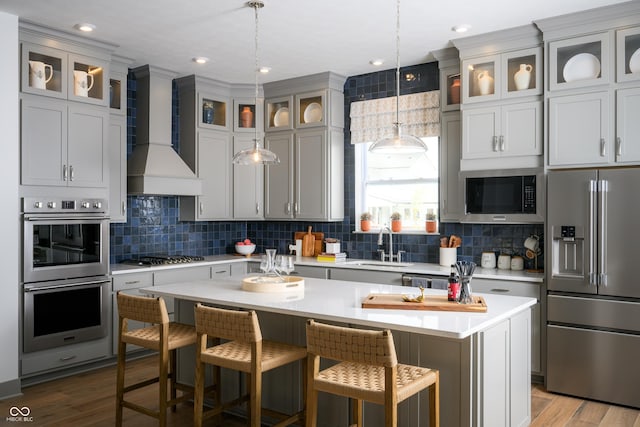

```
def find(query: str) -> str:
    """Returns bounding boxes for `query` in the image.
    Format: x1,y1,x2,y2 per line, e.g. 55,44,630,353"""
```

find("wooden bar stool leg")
430,373,440,427
353,399,363,427
158,345,169,427
194,356,205,427
250,372,262,427
115,339,126,427
170,349,177,412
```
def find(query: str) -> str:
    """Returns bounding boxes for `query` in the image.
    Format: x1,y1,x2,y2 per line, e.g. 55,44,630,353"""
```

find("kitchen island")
141,276,536,427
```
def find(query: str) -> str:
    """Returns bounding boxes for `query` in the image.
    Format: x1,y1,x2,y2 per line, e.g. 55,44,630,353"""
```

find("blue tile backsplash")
110,65,543,269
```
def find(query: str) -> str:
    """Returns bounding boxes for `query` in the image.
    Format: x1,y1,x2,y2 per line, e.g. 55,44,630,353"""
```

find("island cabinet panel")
327,268,403,286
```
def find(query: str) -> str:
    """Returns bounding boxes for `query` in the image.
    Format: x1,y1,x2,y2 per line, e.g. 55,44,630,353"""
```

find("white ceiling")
0,0,630,84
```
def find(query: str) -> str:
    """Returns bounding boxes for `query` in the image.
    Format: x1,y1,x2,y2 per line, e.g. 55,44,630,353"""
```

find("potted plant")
390,212,402,232
360,212,372,232
425,209,437,233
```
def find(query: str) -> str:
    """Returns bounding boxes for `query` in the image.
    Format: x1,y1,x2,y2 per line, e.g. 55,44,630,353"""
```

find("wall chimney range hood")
127,65,202,196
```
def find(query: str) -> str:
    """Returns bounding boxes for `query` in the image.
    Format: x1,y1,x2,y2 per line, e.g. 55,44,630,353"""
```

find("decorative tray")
241,275,304,293
361,293,487,313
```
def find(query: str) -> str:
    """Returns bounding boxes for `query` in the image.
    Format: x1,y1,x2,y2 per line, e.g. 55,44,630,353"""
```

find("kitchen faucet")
378,226,399,262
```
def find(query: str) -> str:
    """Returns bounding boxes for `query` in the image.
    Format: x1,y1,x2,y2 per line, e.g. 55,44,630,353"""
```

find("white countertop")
112,254,544,283
140,277,536,340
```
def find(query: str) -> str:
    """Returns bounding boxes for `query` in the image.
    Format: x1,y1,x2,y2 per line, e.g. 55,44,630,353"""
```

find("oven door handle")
24,279,110,292
24,215,109,221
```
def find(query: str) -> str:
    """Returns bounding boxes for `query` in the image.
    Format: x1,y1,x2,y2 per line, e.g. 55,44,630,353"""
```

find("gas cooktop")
120,255,205,266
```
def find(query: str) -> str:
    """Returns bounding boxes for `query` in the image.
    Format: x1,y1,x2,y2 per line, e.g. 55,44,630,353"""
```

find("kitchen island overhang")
140,277,536,427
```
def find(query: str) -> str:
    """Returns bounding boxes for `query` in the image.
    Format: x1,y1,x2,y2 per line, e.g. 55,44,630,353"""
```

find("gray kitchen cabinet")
472,278,541,376
176,75,233,221
548,91,610,167
453,25,544,171
291,264,328,279
180,129,232,220
21,337,110,377
328,268,403,286
108,57,131,223
439,111,463,222
461,101,542,164
21,94,108,188
265,128,343,221
536,3,640,169
233,134,264,220
263,72,345,221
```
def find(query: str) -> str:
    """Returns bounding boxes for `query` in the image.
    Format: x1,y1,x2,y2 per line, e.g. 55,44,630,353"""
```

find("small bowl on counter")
235,244,256,256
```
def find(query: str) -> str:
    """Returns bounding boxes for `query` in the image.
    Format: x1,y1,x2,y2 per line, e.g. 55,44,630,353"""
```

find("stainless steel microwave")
461,169,544,223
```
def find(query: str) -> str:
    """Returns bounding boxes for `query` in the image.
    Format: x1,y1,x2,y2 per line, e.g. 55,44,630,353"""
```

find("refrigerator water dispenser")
551,225,584,278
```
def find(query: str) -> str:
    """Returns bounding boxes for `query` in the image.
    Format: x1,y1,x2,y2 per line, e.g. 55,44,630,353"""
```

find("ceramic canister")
481,252,496,269
497,254,511,270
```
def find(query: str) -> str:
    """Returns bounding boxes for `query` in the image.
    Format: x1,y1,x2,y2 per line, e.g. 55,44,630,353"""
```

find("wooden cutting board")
362,294,488,313
294,230,324,256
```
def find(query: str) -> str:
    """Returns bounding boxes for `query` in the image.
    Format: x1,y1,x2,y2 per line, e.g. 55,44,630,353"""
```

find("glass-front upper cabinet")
233,98,264,132
617,26,640,83
502,47,542,98
549,33,610,91
68,54,109,106
21,42,67,99
442,69,461,111
296,91,325,128
462,54,500,104
462,47,542,104
199,94,229,130
265,96,293,131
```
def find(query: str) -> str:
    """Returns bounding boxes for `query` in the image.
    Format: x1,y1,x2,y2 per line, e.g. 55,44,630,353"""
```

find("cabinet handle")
63,165,68,181
616,137,622,157
600,138,606,157
59,355,77,362
286,202,291,214
499,135,505,151
256,202,260,214
491,288,510,293
294,202,299,214
492,136,498,152
199,202,204,215
69,165,74,181
124,280,141,285
122,201,126,216
213,269,227,275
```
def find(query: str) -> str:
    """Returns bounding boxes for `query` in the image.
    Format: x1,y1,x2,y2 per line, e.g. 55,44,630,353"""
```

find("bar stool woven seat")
305,319,440,427
194,303,307,427
115,292,197,427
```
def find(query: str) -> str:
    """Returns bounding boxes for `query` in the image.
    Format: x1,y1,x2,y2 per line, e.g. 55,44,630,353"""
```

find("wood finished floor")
1,355,639,426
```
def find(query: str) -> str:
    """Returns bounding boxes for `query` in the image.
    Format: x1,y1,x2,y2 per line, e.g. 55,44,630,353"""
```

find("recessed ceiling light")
452,25,470,33
192,57,209,64
259,66,271,74
74,23,96,32
370,59,384,66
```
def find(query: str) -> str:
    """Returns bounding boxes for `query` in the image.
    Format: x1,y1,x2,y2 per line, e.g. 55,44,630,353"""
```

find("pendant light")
232,0,280,165
368,0,428,154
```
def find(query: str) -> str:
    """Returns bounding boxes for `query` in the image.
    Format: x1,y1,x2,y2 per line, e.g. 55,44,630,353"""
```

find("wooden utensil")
302,226,315,257
294,230,324,255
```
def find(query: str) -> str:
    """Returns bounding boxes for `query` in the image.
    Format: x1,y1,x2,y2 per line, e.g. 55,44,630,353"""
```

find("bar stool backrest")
194,304,262,343
117,292,169,326
306,319,397,367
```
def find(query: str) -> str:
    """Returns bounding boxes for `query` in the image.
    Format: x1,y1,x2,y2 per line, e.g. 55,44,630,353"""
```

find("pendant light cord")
395,0,400,125
254,1,261,147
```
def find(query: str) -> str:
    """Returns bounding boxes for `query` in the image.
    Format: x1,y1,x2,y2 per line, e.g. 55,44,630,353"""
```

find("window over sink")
354,137,439,232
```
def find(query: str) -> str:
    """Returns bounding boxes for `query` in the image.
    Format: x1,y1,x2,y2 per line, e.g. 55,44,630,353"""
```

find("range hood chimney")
127,65,202,196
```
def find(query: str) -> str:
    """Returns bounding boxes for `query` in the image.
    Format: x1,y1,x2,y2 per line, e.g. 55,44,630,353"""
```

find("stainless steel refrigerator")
547,168,640,409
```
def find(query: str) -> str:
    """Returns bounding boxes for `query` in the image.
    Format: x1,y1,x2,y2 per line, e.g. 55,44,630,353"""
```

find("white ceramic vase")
514,64,533,91
477,71,494,96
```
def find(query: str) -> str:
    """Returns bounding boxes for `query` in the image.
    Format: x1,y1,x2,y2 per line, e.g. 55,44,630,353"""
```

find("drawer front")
21,337,109,376
472,278,540,299
548,294,640,332
154,265,212,285
112,272,153,291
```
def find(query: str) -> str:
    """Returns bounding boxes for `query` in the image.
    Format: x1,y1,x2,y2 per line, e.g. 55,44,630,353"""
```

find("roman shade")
349,91,440,144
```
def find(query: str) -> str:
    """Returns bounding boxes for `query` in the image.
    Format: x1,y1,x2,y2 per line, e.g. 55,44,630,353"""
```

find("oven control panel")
23,197,108,214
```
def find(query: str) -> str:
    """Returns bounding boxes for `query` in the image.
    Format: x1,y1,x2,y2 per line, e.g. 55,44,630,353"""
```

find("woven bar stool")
115,292,197,427
193,303,307,427
305,319,440,427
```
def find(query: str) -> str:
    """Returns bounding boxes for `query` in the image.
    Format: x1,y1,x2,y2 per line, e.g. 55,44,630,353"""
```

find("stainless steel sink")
344,260,413,268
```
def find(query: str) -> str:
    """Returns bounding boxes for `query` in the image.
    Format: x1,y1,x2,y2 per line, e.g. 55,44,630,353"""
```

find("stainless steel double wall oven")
22,197,110,353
